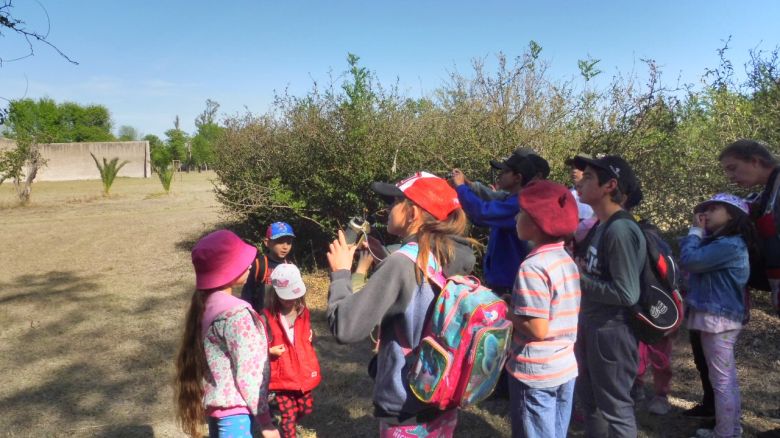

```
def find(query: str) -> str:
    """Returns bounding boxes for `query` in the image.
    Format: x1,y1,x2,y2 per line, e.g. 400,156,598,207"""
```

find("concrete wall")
0,139,151,181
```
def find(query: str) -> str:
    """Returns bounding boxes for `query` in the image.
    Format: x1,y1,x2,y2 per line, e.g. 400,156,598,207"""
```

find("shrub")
90,153,128,196
212,45,780,267
157,165,174,193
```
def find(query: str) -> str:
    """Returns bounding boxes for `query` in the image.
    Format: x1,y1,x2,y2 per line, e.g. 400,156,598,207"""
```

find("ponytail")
174,290,208,437
413,204,479,283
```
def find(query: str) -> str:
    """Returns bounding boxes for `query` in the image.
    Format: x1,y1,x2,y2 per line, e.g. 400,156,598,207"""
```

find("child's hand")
355,244,374,274
260,425,281,438
269,345,286,356
327,230,358,272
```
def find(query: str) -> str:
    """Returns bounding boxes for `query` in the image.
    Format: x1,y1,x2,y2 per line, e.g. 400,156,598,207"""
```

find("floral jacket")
202,291,271,420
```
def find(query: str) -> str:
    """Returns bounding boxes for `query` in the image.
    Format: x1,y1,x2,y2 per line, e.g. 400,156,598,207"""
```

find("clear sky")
2,0,779,138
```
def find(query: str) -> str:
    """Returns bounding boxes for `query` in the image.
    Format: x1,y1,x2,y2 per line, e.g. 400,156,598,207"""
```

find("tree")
144,134,169,171
0,138,47,204
164,127,189,169
195,99,220,128
5,98,114,143
190,99,222,171
117,125,139,141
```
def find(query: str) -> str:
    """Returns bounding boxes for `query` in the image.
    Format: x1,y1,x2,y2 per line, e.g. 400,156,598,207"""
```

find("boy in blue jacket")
451,148,548,294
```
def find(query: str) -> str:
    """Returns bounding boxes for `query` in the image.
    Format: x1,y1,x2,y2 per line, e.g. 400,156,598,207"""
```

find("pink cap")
192,230,257,290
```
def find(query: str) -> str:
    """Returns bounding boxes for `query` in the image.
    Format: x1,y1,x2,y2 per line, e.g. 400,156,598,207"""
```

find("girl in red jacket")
263,264,321,438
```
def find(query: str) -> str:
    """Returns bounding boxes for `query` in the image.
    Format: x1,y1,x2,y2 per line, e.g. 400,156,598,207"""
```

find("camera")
344,217,371,246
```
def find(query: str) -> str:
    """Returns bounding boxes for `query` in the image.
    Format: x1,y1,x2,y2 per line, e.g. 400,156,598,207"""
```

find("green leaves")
90,153,129,196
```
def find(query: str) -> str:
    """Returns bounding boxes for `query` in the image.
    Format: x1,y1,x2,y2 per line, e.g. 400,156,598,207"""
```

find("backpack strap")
254,255,270,284
390,242,446,356
589,210,636,279
395,242,447,288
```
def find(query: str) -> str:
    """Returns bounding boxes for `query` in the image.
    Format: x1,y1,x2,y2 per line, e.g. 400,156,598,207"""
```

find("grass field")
0,173,778,437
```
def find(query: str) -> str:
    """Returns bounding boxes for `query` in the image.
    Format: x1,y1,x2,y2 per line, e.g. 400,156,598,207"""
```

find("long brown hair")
174,290,208,437
403,200,477,283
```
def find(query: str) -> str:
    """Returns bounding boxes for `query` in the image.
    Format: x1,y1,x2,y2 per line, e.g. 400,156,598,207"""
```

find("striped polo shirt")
505,241,581,388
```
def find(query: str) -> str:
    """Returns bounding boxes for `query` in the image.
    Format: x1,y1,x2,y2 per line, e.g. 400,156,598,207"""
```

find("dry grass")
0,174,778,437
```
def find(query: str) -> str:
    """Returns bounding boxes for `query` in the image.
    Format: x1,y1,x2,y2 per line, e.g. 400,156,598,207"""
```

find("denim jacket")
679,232,749,322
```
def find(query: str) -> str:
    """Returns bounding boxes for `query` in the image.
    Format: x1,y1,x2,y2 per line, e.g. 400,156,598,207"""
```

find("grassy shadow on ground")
0,270,191,436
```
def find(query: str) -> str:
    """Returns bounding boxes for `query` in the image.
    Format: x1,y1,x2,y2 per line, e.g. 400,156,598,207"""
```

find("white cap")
270,264,306,300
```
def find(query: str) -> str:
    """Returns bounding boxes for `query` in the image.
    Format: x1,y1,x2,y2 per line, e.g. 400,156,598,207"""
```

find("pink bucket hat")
192,230,257,290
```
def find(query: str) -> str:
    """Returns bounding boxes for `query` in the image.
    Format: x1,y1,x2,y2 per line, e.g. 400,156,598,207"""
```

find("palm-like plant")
157,164,174,193
90,153,129,196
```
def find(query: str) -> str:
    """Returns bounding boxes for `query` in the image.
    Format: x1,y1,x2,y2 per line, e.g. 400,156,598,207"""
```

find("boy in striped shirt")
506,180,581,438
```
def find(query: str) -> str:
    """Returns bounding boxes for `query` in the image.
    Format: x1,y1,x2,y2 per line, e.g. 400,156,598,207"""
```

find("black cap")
565,152,593,166
573,155,641,201
489,147,549,183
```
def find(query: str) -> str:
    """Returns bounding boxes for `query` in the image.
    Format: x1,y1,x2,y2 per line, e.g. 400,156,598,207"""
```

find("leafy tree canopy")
4,98,114,143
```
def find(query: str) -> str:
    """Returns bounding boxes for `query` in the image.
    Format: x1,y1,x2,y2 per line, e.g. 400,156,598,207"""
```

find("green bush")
212,45,780,267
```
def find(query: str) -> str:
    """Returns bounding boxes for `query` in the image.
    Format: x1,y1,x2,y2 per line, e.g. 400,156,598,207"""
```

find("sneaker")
692,428,715,438
647,395,672,415
682,404,715,419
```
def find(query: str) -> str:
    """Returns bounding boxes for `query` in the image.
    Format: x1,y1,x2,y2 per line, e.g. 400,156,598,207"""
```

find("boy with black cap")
451,148,549,295
565,153,595,221
572,154,646,438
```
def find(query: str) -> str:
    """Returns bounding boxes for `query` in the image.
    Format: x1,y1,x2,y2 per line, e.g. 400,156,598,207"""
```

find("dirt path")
0,174,778,437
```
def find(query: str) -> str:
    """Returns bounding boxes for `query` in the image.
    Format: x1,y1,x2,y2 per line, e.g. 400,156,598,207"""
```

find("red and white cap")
371,171,461,220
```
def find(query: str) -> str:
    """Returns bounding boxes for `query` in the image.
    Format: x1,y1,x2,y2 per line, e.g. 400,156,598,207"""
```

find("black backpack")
582,211,684,344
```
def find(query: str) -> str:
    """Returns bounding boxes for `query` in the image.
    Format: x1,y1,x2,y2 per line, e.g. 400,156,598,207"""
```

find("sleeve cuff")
329,269,351,281
688,227,704,238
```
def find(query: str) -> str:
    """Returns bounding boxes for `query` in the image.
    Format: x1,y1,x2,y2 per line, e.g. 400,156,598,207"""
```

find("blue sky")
2,0,779,138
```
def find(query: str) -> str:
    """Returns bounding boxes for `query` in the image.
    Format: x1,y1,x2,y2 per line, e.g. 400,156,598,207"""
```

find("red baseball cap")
518,180,578,237
191,230,257,290
371,171,461,221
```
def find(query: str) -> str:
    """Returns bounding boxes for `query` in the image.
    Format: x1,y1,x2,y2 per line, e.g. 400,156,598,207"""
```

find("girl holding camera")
326,172,475,436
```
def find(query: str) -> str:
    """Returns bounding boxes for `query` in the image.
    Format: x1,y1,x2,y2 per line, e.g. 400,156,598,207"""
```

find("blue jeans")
207,414,253,438
509,377,575,438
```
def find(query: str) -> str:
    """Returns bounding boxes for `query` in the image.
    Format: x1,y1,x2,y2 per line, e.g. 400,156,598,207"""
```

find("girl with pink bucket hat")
174,230,280,438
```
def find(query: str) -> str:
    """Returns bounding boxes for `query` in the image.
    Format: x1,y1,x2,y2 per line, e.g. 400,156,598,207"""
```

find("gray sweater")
327,236,475,421
580,216,646,323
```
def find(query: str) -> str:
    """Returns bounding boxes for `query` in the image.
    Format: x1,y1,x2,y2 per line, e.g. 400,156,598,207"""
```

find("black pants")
689,329,715,410
576,318,638,438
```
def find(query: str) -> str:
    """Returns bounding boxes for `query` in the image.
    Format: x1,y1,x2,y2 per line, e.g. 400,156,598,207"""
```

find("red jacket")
263,307,321,392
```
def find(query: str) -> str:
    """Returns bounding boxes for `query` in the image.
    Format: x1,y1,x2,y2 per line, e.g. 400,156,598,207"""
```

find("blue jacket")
679,233,749,322
456,184,529,290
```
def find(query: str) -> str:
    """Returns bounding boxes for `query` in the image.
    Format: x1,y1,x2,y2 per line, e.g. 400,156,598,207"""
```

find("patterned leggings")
701,329,742,438
274,390,314,438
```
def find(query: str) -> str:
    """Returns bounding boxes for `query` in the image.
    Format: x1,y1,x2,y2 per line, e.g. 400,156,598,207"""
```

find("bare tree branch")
0,0,78,66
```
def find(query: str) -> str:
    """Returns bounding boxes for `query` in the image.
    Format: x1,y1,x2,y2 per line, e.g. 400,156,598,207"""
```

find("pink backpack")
397,244,513,410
